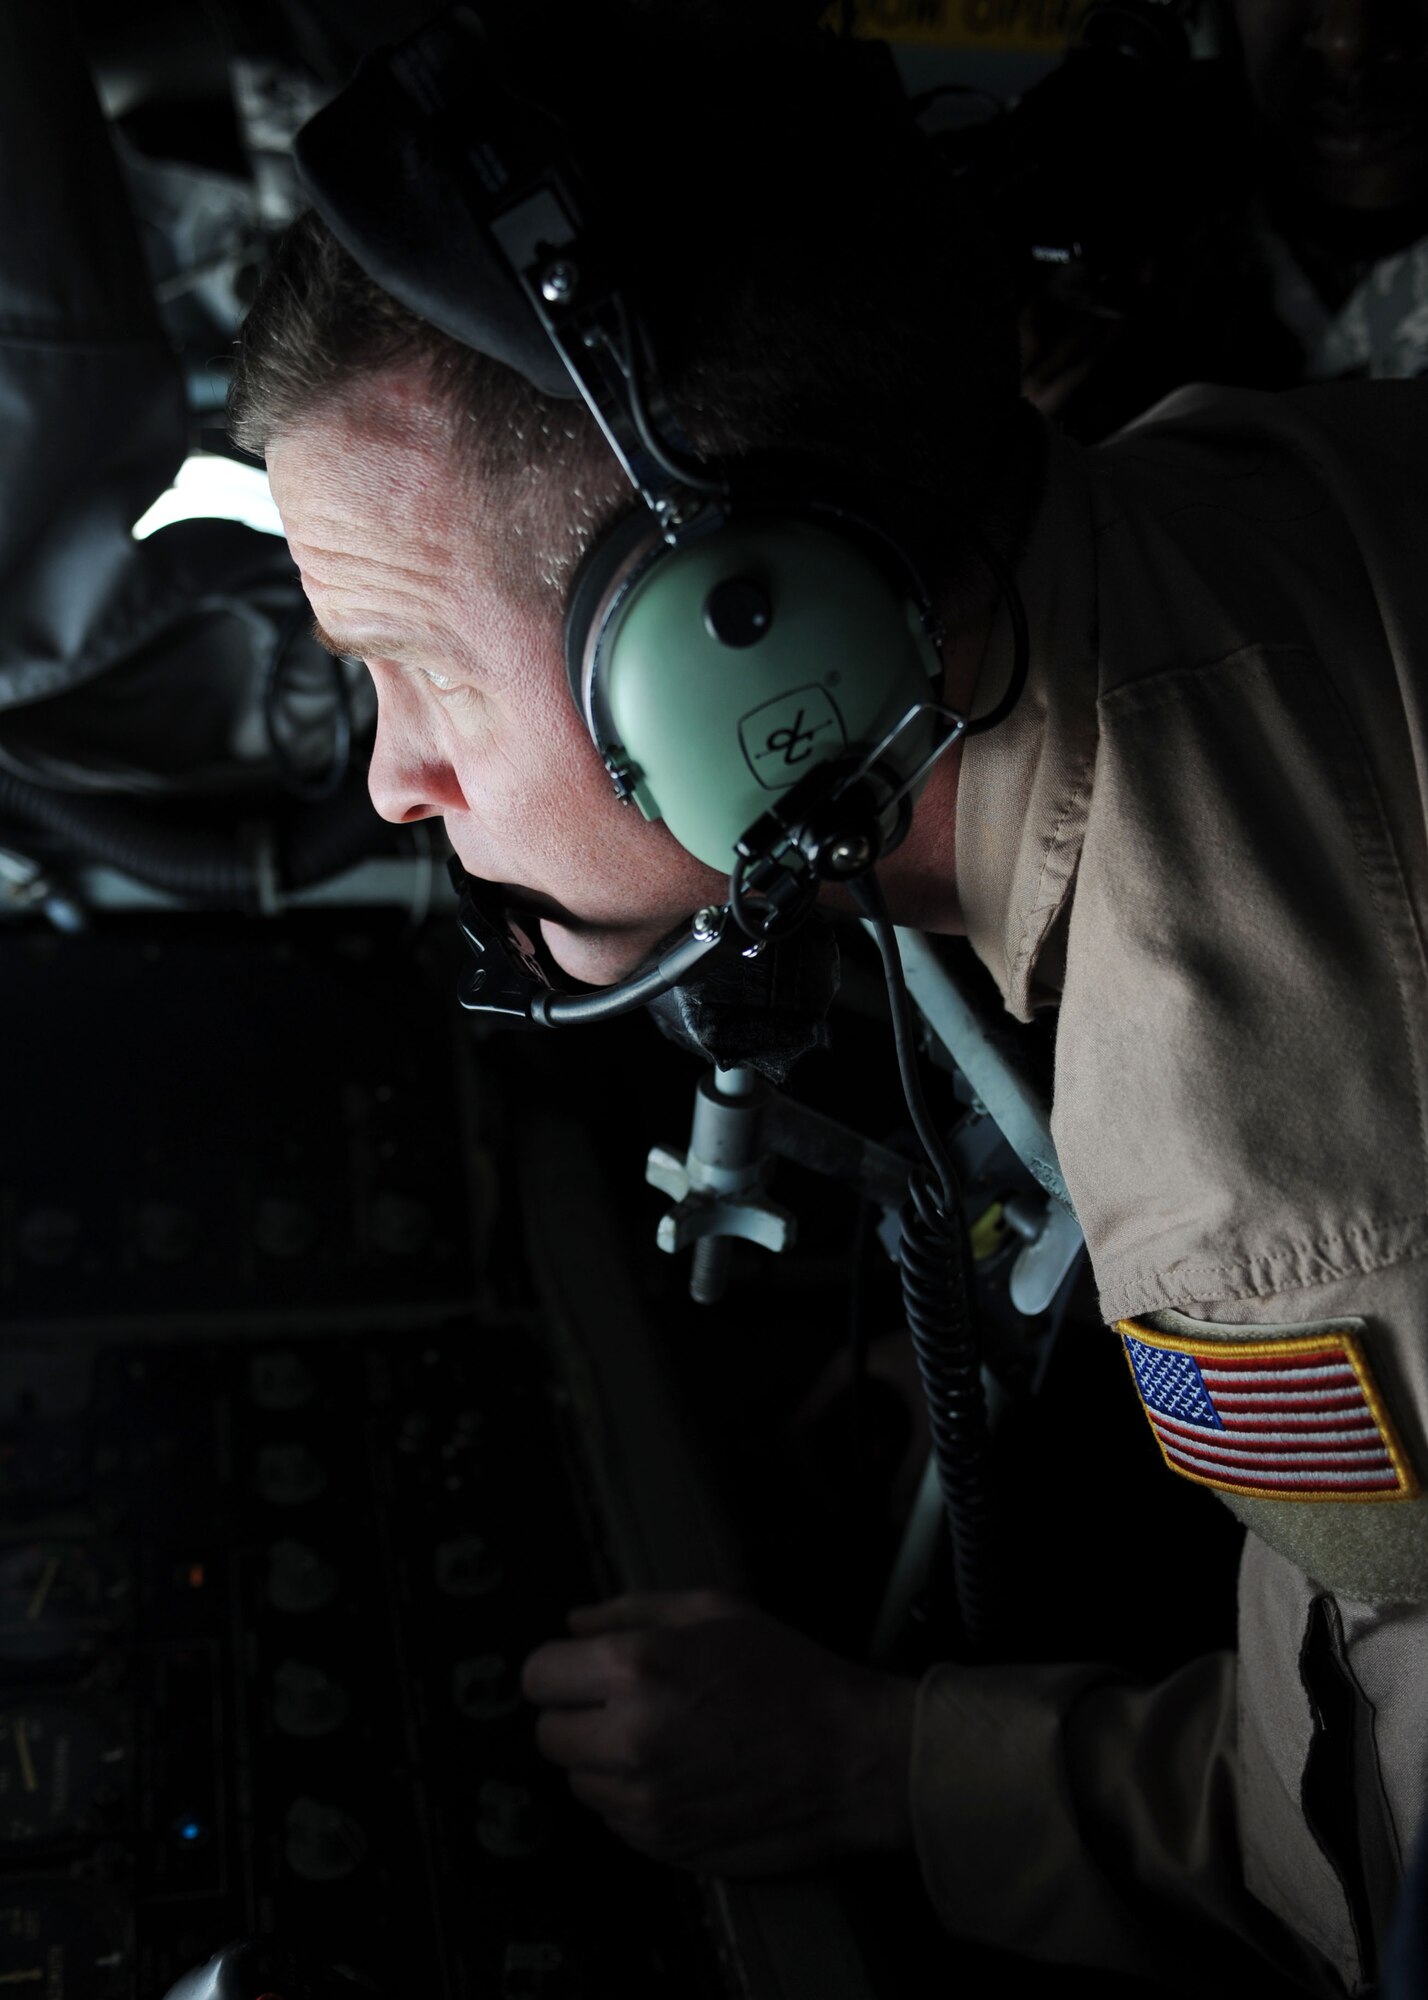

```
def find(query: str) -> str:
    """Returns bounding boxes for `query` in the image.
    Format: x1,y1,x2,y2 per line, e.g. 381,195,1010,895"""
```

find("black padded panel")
294,19,579,400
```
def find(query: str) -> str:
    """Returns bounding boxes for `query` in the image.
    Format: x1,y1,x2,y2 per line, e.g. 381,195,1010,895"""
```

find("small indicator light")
187,1563,205,1589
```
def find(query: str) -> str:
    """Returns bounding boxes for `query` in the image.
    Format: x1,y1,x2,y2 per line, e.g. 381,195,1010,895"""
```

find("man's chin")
539,918,673,988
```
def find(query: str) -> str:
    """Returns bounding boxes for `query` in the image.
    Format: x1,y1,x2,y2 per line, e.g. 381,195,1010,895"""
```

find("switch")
433,1536,502,1599
370,1192,432,1258
255,1445,327,1507
454,1654,520,1722
254,1196,320,1261
249,1352,318,1413
136,1202,199,1265
284,1795,367,1882
265,1541,338,1616
476,1780,545,1860
17,1208,79,1269
503,1941,582,1997
273,1660,349,1740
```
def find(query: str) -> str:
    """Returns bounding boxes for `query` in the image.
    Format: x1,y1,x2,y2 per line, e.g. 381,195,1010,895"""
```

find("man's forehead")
268,372,460,514
309,360,456,450
268,375,494,586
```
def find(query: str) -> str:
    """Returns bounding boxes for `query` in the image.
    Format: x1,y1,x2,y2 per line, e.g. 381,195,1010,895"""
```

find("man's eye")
418,667,456,691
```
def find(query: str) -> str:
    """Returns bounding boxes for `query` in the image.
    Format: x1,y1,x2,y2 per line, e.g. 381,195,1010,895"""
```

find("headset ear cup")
563,507,666,722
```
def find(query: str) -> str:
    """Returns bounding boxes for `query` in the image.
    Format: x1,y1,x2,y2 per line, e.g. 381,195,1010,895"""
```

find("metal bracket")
646,1067,797,1303
1004,1194,1085,1317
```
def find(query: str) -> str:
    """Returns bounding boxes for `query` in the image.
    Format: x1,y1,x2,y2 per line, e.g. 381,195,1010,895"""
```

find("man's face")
267,369,727,984
1231,0,1428,214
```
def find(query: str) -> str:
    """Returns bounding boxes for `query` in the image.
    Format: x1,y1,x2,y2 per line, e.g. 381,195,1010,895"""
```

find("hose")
0,765,388,910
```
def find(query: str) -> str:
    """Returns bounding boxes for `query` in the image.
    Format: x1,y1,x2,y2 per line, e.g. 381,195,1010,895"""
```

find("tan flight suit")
912,382,1428,1995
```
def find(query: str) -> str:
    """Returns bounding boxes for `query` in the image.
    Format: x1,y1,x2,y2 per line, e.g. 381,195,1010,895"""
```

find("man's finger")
566,1588,740,1637
522,1635,624,1707
535,1704,632,1772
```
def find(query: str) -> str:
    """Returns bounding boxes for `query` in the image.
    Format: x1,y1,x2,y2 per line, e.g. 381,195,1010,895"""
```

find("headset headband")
295,6,720,529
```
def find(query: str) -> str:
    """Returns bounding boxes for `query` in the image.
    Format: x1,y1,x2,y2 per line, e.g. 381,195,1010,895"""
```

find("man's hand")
520,1589,918,1877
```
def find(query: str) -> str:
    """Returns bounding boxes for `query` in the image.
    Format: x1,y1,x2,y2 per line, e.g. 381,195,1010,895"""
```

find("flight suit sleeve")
908,1617,1346,1995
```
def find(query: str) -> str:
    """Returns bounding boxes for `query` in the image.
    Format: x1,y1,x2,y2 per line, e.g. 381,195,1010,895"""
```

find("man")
1235,0,1428,377
231,11,1428,1994
1025,0,1428,436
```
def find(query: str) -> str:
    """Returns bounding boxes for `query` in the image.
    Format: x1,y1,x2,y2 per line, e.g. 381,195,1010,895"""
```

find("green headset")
294,4,1027,1017
566,498,946,869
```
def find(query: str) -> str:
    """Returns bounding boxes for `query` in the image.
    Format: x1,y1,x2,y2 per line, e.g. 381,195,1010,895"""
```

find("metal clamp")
830,698,967,816
646,1065,796,1304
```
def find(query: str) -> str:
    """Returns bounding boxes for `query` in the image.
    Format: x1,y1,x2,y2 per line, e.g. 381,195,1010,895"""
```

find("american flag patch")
1116,1318,1416,1502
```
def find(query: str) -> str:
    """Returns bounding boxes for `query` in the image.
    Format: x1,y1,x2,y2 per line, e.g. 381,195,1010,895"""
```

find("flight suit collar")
954,418,1101,1021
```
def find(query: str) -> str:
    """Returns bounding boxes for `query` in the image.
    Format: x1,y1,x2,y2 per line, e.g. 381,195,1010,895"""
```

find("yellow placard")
830,0,1092,50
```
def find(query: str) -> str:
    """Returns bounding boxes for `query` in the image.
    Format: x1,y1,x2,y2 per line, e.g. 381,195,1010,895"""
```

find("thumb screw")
690,1236,733,1305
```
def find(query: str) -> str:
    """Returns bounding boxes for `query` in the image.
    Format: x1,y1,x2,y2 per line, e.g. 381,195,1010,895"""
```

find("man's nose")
365,695,469,825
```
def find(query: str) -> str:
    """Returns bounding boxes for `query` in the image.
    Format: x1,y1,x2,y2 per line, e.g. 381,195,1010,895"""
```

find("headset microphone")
448,857,732,1028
